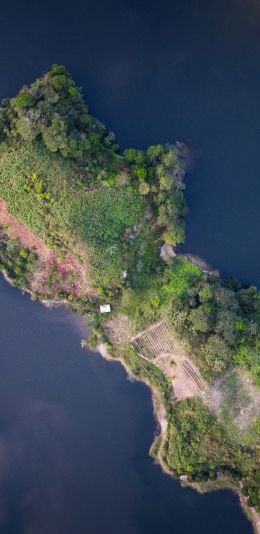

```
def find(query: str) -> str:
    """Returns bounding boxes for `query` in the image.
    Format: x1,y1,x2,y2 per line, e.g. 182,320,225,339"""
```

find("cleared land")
131,320,206,400
204,368,260,443
131,320,260,445
0,198,95,297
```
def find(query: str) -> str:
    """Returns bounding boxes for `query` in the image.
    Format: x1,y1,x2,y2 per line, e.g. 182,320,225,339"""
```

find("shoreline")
1,271,259,533
0,62,258,534
1,271,68,308
97,342,169,446
96,343,260,534
97,342,179,480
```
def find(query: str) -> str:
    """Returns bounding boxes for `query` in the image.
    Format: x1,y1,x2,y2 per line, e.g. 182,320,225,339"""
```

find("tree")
214,286,238,311
203,335,231,377
162,225,185,246
198,283,214,303
134,167,147,181
146,144,164,162
42,117,68,153
51,74,70,93
162,149,177,168
15,117,38,141
14,93,34,109
139,181,150,195
238,286,259,313
189,303,215,334
50,64,69,76
123,148,144,164
116,170,131,186
215,309,237,346
159,172,173,191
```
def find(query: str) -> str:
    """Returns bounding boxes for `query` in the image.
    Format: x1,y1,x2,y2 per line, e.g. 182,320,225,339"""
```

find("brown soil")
0,198,96,298
106,317,207,401
131,321,206,401
105,314,134,346
204,368,260,432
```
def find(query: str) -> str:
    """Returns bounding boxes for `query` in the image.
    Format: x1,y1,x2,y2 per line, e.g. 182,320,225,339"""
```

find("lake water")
0,277,253,533
1,0,259,285
0,0,259,532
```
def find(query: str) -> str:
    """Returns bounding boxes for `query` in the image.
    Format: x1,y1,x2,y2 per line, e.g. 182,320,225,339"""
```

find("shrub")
14,93,34,109
139,181,150,195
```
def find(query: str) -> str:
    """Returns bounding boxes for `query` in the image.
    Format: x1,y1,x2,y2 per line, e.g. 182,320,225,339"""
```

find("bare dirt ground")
0,198,96,298
119,319,207,401
131,321,207,400
105,314,134,346
205,367,260,432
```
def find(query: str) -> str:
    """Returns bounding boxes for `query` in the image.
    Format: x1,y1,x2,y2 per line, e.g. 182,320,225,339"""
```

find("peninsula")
0,66,259,530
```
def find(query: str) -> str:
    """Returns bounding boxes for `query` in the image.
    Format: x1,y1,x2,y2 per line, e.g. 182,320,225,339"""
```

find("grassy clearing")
211,370,260,446
0,141,145,285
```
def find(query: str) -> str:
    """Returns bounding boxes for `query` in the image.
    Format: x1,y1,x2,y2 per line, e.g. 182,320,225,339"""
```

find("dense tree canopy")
0,65,187,285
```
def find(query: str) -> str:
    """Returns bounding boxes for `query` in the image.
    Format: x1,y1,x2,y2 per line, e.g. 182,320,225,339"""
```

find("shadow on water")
0,277,253,533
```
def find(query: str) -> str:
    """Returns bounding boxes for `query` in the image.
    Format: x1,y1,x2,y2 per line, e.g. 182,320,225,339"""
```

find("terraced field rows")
131,321,206,399
132,321,184,359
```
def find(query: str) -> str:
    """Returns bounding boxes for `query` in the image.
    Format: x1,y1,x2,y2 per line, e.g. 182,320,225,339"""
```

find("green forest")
0,64,186,285
0,66,259,513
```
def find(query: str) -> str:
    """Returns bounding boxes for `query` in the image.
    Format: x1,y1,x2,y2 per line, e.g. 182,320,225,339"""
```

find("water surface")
0,277,253,533
0,0,259,283
0,1,259,532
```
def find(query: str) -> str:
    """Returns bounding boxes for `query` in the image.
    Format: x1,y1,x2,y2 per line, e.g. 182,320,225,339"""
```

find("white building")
100,304,111,313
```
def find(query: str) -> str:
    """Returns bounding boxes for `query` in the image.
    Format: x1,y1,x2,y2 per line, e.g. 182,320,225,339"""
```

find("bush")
139,181,150,195
51,75,70,92
0,236,38,288
162,225,185,245
14,93,34,109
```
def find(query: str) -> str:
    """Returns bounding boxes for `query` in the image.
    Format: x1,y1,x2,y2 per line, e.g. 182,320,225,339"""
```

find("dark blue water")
0,0,259,532
0,0,259,285
0,277,252,533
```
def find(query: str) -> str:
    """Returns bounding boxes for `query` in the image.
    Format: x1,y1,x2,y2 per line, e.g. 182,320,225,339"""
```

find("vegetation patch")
0,65,259,516
207,369,260,446
0,232,38,288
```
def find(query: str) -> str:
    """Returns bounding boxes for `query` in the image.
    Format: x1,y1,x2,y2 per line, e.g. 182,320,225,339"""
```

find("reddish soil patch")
0,199,46,255
0,198,96,298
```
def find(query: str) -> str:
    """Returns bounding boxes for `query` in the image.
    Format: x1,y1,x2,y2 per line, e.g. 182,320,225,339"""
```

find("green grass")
0,140,145,285
217,370,260,446
162,257,202,299
0,235,38,288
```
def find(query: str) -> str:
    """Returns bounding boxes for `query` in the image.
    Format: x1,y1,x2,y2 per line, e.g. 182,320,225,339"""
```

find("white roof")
100,304,111,313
